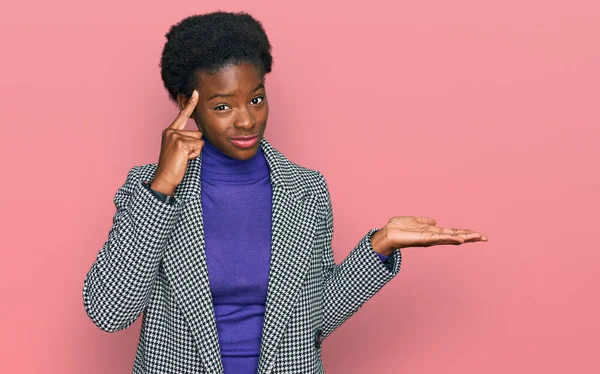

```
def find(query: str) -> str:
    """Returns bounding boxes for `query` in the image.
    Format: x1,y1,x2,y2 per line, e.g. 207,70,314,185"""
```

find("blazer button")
314,328,323,349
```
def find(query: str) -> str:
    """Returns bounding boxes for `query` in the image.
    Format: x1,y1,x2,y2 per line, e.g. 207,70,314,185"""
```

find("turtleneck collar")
200,137,268,183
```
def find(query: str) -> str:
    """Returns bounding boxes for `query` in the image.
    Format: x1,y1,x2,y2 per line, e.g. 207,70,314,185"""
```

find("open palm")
380,216,487,250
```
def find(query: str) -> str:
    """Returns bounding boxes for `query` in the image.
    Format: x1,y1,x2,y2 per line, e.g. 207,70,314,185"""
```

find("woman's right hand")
150,90,204,196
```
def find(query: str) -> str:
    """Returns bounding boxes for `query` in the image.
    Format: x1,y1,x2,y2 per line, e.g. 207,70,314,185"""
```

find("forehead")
196,63,264,95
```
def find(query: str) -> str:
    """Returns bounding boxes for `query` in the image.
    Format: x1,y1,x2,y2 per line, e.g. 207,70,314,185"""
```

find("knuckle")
174,137,185,147
164,128,177,137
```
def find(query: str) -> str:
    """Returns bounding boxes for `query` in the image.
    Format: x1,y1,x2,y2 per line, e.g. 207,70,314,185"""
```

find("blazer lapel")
162,151,224,373
162,138,319,374
257,139,320,373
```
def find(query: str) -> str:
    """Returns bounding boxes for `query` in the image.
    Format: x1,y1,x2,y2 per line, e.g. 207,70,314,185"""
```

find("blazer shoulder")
275,151,327,195
282,159,332,225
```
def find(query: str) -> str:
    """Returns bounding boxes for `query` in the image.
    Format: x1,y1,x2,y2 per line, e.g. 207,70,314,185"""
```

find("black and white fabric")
83,137,402,373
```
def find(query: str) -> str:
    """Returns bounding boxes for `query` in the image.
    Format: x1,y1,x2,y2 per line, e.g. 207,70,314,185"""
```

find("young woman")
83,11,487,374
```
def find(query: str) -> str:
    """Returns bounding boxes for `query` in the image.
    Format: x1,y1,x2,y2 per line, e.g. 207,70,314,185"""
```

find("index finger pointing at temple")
169,90,199,130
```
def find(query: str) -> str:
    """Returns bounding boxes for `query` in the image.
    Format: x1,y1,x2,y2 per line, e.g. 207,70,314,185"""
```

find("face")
177,62,269,160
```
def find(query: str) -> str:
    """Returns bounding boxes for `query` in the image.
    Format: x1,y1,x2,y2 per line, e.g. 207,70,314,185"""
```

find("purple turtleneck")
199,139,388,373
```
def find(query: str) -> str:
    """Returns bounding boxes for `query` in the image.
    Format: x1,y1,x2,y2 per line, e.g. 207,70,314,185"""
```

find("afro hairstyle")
160,11,273,103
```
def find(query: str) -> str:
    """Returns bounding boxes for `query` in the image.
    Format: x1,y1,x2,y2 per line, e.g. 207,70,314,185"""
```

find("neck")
200,138,268,182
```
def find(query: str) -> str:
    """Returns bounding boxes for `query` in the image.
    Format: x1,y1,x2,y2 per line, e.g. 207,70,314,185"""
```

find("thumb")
415,216,437,226
188,149,201,159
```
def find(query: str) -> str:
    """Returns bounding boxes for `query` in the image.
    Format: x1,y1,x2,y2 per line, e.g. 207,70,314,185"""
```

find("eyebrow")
206,83,265,101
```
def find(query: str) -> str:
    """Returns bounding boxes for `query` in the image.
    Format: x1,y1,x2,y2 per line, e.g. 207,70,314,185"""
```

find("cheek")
259,103,269,122
197,112,228,133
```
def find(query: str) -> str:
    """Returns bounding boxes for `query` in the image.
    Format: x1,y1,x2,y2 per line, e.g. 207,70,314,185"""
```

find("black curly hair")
160,11,273,103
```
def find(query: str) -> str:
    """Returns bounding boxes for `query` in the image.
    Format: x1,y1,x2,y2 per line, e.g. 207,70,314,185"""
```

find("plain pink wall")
1,0,598,373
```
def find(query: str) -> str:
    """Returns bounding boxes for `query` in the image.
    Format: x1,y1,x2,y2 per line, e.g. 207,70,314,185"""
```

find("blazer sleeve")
82,166,184,332
317,172,402,340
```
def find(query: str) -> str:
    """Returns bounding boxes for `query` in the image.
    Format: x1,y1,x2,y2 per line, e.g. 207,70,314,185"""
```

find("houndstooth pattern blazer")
83,137,401,374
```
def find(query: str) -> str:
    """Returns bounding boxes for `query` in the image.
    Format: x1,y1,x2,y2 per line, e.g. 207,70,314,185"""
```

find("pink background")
1,0,599,373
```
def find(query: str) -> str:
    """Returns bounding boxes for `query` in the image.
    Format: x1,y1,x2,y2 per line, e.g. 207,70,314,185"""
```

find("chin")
226,144,260,160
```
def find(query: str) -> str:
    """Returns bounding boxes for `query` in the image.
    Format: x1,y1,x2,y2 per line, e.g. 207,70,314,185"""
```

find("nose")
234,105,256,130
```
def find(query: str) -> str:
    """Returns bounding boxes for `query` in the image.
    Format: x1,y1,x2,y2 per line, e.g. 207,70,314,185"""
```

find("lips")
230,134,259,140
230,134,259,149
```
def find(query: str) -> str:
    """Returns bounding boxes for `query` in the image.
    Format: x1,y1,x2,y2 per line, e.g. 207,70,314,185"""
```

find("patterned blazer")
83,137,402,373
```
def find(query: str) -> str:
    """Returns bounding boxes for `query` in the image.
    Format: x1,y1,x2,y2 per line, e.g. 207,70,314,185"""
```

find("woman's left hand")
370,216,488,256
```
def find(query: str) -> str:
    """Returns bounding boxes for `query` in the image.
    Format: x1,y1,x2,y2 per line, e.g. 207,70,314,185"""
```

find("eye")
251,96,264,105
214,104,230,111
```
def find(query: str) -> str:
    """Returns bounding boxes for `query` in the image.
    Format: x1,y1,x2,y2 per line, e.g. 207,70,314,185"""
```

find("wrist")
149,178,176,196
370,228,394,257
